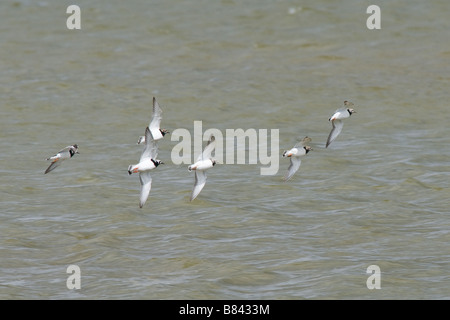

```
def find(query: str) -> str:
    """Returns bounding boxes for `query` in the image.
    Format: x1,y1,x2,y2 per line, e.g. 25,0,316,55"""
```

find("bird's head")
160,129,170,136
152,159,164,167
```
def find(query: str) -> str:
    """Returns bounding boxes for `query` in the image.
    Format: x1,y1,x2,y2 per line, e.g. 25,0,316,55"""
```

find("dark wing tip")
44,164,53,174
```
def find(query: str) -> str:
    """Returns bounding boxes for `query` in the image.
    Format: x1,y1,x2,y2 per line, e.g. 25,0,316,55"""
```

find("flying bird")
326,101,356,148
188,135,216,201
128,127,164,208
137,97,169,144
44,144,79,174
282,137,312,181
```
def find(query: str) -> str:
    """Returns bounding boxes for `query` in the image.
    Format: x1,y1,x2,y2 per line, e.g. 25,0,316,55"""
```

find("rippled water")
1,0,449,299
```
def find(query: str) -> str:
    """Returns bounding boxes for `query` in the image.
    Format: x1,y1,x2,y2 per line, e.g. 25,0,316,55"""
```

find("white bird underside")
326,102,355,148
282,136,310,181
130,127,160,208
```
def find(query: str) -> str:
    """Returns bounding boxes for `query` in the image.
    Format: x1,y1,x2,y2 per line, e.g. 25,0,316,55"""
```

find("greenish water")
0,0,449,299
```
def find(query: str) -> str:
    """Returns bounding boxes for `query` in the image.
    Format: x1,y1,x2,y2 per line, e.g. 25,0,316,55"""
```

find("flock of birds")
44,98,356,208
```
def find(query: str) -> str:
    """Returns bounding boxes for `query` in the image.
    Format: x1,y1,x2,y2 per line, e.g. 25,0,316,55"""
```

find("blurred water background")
0,0,449,299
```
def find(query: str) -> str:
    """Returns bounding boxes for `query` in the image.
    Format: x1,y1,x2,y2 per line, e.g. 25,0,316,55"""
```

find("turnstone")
326,101,356,148
44,144,79,174
137,97,169,144
128,127,164,208
188,135,216,201
282,137,312,181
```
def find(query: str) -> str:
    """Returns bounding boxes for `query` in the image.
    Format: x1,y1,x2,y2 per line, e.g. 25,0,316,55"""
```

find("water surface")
0,0,449,299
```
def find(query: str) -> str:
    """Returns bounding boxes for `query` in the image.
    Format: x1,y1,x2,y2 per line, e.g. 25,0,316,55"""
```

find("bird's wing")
190,170,207,201
284,157,302,181
48,146,72,160
197,135,216,161
149,97,162,132
58,146,72,153
139,171,152,208
344,101,354,108
140,127,158,162
294,136,312,148
44,160,62,174
326,119,344,148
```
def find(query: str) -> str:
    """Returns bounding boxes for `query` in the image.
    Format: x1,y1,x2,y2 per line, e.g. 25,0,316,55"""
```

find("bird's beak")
160,162,164,165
